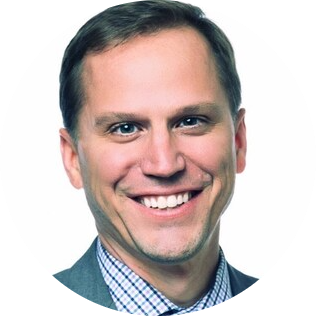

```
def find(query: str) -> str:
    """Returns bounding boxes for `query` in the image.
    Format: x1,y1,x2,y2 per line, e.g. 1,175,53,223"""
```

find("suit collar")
55,238,257,309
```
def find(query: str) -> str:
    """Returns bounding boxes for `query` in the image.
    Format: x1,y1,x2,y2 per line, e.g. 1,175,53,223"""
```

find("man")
54,0,257,313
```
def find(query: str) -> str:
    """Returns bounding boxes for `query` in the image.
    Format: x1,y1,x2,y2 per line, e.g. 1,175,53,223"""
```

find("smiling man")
54,0,257,314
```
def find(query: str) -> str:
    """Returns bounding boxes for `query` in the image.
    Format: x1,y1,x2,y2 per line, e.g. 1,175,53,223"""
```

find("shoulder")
227,263,258,297
54,239,98,287
53,238,116,309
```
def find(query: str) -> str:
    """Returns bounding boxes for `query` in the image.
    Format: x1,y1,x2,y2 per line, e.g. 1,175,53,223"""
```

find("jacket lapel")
55,238,257,308
54,238,117,309
227,263,258,296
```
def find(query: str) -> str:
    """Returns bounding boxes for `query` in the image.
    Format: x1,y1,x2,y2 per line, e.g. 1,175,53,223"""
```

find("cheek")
183,133,235,174
79,145,135,235
81,143,138,187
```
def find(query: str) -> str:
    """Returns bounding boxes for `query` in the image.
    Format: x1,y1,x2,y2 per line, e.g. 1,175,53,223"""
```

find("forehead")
84,26,213,66
80,27,227,118
82,27,215,84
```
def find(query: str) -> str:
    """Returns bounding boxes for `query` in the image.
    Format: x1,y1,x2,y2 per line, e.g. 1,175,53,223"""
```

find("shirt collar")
96,238,232,315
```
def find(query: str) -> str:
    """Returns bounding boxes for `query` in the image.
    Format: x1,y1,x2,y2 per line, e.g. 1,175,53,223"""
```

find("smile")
139,191,195,210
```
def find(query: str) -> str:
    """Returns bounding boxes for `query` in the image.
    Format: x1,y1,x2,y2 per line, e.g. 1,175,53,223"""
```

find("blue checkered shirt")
96,238,232,315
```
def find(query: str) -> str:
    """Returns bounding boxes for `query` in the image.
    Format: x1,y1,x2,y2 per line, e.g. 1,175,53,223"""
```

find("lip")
126,186,204,199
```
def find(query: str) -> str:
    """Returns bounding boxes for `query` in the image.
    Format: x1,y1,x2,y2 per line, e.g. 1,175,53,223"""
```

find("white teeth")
167,195,177,208
150,197,158,208
144,197,151,208
140,192,192,209
157,196,167,209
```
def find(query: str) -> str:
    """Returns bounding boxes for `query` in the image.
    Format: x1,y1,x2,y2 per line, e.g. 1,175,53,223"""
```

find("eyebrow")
94,102,223,127
174,102,222,117
94,112,145,127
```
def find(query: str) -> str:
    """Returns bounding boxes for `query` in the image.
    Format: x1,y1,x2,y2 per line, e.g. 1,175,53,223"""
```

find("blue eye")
183,118,198,126
178,117,202,128
111,123,139,135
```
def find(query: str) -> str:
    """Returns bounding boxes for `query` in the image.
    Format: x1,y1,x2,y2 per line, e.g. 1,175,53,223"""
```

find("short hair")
60,0,241,141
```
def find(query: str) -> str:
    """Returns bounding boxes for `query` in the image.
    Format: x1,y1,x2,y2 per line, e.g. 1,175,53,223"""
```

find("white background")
0,0,315,315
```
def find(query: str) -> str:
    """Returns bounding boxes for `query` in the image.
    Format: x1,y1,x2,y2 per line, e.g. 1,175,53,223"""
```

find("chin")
134,229,210,265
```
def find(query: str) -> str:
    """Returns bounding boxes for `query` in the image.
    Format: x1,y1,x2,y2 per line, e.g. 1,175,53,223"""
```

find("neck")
99,226,220,307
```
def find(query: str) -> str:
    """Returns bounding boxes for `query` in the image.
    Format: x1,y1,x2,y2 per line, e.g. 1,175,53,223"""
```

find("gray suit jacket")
54,239,258,309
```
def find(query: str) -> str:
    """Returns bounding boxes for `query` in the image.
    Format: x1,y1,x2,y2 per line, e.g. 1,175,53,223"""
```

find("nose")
140,130,186,178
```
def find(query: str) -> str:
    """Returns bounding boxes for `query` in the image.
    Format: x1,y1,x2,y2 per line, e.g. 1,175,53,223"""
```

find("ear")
235,109,247,174
59,128,83,189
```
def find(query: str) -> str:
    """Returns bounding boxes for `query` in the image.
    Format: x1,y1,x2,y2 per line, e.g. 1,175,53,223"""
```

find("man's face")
60,27,246,264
